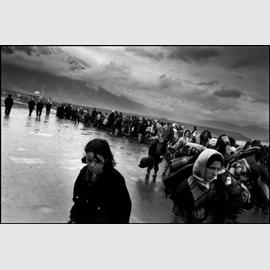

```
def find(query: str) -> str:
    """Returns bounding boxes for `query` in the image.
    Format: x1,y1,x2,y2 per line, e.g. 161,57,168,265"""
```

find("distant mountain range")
1,61,269,144
1,63,148,114
201,120,269,143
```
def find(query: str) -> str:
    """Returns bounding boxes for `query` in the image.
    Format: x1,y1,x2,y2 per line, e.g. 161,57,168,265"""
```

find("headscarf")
192,149,224,189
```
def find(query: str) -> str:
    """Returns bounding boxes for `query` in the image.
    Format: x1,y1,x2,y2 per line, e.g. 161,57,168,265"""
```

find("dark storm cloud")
213,88,242,98
229,47,269,69
1,45,89,72
158,74,182,90
125,47,164,60
167,46,221,63
220,46,269,69
182,87,238,112
251,97,269,104
197,80,219,86
1,46,15,54
5,46,37,55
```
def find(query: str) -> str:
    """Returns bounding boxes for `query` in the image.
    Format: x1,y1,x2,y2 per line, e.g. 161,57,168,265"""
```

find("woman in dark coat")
28,98,36,116
4,94,14,116
69,138,132,224
170,149,244,223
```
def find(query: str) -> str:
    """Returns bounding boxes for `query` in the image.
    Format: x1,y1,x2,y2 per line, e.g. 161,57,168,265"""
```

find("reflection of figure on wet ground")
69,138,132,224
45,99,53,116
4,94,14,116
36,99,44,120
28,97,35,116
145,135,167,182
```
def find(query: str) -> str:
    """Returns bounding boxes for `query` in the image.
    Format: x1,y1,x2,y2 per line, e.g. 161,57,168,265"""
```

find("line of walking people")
143,128,269,223
28,97,53,119
3,95,269,223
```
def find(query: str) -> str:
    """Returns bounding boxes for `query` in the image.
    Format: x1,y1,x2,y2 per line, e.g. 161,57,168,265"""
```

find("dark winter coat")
171,173,244,223
46,102,52,111
170,149,245,223
114,117,123,129
5,96,14,108
28,100,35,109
138,121,147,134
69,165,132,223
148,140,167,162
36,101,44,110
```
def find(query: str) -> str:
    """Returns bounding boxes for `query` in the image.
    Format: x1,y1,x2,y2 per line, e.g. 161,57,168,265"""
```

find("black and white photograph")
1,1,269,270
1,45,269,224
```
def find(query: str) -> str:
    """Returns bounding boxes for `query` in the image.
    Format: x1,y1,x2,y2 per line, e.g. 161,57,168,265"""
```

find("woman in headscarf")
170,148,243,223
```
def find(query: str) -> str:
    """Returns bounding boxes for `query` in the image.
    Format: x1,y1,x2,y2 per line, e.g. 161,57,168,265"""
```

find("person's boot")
145,168,151,180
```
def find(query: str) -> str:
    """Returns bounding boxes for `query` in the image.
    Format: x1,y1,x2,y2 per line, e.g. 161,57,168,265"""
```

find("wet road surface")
1,104,172,223
1,103,268,223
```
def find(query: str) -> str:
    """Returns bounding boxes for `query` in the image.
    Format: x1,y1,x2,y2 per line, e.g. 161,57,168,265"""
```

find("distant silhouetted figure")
4,94,14,116
46,99,53,116
36,99,44,119
28,98,36,116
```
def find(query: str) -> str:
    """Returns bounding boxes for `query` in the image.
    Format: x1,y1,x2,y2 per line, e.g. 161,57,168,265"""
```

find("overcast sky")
2,46,269,129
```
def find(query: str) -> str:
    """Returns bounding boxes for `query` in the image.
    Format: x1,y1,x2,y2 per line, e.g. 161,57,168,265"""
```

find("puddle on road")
61,166,79,170
81,132,93,135
9,157,45,164
32,205,54,213
29,131,53,137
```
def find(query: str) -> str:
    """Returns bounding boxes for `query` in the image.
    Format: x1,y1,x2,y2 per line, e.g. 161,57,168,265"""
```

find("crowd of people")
52,103,269,223
3,94,270,223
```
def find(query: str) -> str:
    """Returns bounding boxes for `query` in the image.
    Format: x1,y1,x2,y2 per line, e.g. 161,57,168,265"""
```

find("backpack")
176,142,205,157
138,156,155,168
163,163,193,198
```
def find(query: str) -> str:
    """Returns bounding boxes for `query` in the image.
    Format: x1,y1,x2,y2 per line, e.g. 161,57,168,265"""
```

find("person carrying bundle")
145,134,167,181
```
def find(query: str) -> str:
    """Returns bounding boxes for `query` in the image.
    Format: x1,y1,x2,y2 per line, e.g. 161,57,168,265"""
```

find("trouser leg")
145,166,152,180
152,162,159,180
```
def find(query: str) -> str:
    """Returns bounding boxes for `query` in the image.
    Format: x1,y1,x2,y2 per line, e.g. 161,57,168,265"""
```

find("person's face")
204,161,223,182
224,144,232,160
85,152,105,176
203,132,208,139
234,163,249,182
